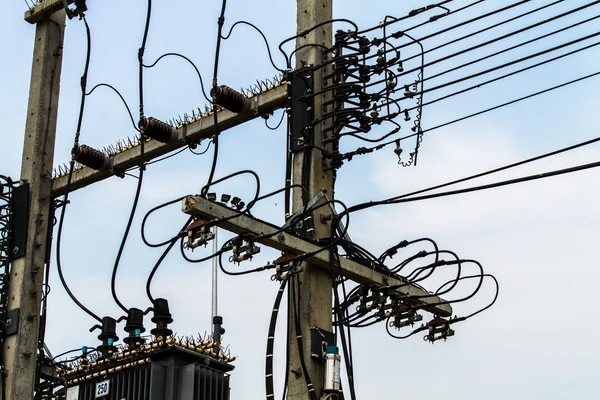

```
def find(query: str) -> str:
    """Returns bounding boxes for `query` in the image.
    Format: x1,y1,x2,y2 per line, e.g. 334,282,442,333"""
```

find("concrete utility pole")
3,8,66,400
287,1,333,398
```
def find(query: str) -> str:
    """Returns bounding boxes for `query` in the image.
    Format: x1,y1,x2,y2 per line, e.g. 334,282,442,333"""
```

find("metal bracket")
282,189,327,239
310,327,334,360
10,183,30,260
6,309,20,336
289,67,315,152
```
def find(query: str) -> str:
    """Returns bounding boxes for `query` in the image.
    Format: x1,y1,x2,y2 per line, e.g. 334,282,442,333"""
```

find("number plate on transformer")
95,380,110,398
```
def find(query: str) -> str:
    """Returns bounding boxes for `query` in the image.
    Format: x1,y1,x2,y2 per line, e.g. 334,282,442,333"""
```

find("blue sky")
2,1,600,399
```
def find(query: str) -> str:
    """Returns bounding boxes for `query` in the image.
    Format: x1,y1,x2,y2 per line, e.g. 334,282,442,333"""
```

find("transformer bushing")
91,316,119,357
123,307,146,349
151,298,173,338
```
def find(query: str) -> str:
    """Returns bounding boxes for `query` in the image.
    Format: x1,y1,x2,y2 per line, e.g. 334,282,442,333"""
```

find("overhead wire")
394,0,600,80
400,0,566,65
347,158,600,213
331,28,600,122
416,6,600,83
396,36,600,118
339,70,600,158
358,0,531,64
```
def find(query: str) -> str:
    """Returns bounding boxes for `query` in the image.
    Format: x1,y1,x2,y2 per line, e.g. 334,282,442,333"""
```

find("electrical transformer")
59,338,234,400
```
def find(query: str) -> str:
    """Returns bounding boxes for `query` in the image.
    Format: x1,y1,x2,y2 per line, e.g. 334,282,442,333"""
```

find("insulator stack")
123,307,146,349
72,144,111,171
210,85,251,113
91,316,119,357
75,0,88,12
151,298,173,339
140,117,177,143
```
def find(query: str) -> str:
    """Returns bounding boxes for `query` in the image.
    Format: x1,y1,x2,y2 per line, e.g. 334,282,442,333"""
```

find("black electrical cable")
413,30,600,100
288,43,331,64
356,0,456,35
189,140,213,155
217,248,271,276
279,18,359,67
200,169,261,211
50,347,95,363
265,109,286,131
143,52,211,103
221,21,285,73
340,70,600,158
55,16,101,323
246,184,307,214
110,153,145,312
406,253,462,294
290,276,318,400
396,0,484,35
284,107,293,218
339,29,600,116
85,83,140,132
138,0,152,120
144,146,188,166
180,236,226,264
330,247,357,400
146,225,186,303
397,30,425,163
141,196,187,248
360,0,529,65
281,299,291,400
412,260,484,307
395,1,600,81
379,238,438,264
416,70,600,135
401,0,565,65
203,0,228,196
421,11,600,84
445,274,499,320
388,134,600,203
265,280,287,400
399,37,600,116
111,0,153,313
385,320,426,339
349,159,600,215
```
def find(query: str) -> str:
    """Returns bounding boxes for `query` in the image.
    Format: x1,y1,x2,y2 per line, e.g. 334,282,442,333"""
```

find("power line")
401,0,566,64
399,0,600,78
373,158,600,208
340,70,600,158
389,134,600,202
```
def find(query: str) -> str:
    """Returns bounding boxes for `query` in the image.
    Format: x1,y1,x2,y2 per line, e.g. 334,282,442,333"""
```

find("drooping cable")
110,0,153,313
55,16,101,322
85,83,140,132
265,280,287,400
143,52,211,103
290,276,318,400
221,21,286,73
